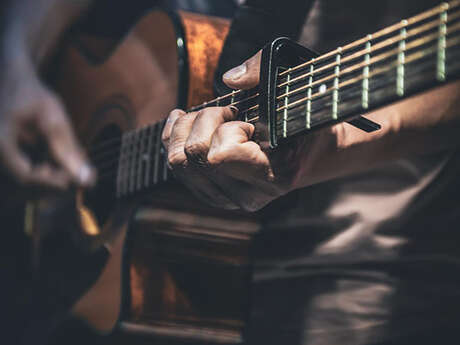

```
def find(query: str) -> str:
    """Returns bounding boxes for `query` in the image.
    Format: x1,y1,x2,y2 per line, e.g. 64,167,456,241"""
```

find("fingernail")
229,105,239,115
223,63,247,81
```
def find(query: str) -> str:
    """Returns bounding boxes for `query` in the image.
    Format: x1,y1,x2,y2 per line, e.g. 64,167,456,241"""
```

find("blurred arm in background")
0,0,95,196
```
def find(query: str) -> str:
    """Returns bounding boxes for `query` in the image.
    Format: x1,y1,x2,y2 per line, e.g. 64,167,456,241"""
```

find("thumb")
222,50,261,90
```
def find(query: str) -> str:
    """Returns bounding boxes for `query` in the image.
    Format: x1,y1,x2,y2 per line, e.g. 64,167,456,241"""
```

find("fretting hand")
162,52,331,211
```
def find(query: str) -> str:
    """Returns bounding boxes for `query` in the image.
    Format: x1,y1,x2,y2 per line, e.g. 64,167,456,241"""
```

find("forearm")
294,80,460,189
1,0,92,68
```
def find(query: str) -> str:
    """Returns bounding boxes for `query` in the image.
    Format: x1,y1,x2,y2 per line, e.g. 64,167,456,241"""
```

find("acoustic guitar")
33,1,460,344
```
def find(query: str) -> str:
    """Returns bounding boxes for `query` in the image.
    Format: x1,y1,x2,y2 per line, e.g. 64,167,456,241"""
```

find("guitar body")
49,8,258,344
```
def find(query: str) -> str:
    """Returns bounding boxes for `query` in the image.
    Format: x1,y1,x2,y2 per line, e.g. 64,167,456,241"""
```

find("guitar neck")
114,1,460,199
273,1,460,142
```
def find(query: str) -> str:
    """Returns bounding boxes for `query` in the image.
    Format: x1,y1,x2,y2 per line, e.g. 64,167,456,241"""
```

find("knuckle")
195,108,211,120
174,114,192,128
184,139,208,157
195,107,225,123
167,149,187,169
42,111,66,134
206,149,224,166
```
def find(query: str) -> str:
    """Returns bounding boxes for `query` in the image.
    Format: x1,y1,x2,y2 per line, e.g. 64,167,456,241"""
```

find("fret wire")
116,133,126,197
283,69,290,137
144,125,154,187
397,20,408,96
136,127,146,191
129,129,139,193
306,61,314,129
120,133,126,195
231,90,236,104
437,4,449,80
332,48,341,120
278,1,460,78
124,133,132,196
362,35,372,109
122,132,132,196
277,26,460,109
278,36,460,113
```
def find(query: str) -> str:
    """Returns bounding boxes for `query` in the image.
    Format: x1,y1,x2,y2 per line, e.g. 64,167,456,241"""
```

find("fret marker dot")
319,84,327,94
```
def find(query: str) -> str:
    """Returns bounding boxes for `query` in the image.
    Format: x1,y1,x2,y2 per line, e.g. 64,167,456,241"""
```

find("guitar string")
93,38,460,176
276,19,460,102
88,91,259,158
278,1,458,77
277,11,460,90
94,48,457,180
241,33,460,118
90,93,261,170
88,6,458,157
277,36,460,113
274,54,454,130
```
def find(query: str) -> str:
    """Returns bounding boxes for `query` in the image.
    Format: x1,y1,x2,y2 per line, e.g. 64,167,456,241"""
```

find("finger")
161,109,186,151
208,121,275,184
164,109,240,209
223,50,262,90
167,111,198,169
0,134,33,184
38,94,95,187
28,163,72,191
184,106,237,166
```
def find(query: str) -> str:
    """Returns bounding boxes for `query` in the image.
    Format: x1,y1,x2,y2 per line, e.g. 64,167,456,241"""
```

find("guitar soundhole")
84,124,122,229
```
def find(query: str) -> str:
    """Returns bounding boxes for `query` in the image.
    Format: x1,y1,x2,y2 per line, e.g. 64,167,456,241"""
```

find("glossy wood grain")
180,11,230,108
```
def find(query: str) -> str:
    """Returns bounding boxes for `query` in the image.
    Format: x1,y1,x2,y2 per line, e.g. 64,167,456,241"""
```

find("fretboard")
274,1,460,141
114,122,169,198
